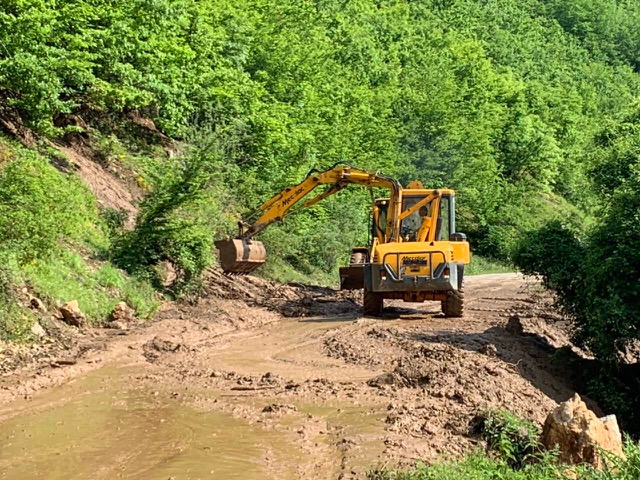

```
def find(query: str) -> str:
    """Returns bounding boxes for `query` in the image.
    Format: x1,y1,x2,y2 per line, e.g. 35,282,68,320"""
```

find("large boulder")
59,300,86,327
108,301,136,324
541,394,625,469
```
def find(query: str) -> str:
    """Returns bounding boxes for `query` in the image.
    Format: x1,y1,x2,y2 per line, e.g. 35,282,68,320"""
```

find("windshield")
400,197,431,240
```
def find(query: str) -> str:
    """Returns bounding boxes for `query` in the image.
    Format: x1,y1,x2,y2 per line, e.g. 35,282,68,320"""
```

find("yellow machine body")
216,165,470,316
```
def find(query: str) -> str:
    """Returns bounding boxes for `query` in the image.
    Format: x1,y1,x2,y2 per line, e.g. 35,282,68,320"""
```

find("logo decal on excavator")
402,257,428,266
282,187,306,206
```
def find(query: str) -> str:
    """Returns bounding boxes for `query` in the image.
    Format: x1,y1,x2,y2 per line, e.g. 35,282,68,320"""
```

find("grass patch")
369,410,640,480
0,257,36,342
258,256,338,287
369,442,640,480
368,452,567,480
466,255,514,276
24,249,159,323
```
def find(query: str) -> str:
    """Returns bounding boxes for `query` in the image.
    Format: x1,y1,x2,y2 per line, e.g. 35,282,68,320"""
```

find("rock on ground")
541,393,625,469
59,300,86,327
108,302,136,324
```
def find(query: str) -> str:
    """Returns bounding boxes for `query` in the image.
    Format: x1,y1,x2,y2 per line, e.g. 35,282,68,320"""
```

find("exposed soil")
0,273,600,479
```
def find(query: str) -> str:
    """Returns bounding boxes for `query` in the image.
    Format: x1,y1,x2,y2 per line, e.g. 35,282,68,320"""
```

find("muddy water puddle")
0,363,388,479
0,366,311,480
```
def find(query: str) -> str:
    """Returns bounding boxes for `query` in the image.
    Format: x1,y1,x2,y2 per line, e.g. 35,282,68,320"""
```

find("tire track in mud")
0,273,593,479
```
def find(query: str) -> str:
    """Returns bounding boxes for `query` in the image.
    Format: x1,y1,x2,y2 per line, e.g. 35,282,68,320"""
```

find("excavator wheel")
363,289,384,317
442,265,464,318
442,285,464,317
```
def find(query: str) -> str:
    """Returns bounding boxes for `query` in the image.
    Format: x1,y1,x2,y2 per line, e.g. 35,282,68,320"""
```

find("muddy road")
0,273,585,479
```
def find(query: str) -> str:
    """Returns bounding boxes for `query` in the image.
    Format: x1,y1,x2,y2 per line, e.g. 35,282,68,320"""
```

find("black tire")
363,289,384,316
442,265,464,318
350,252,366,265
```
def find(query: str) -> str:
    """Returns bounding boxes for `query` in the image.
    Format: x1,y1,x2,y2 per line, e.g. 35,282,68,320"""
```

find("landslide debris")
202,268,360,318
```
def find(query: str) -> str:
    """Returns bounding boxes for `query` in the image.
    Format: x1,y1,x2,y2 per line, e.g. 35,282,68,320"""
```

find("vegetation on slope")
3,0,640,269
0,138,158,340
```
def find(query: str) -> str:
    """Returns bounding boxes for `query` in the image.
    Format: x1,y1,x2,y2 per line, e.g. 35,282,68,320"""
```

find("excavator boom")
216,165,403,274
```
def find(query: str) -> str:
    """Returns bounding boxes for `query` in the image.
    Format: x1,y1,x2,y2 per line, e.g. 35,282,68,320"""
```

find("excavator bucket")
215,238,266,274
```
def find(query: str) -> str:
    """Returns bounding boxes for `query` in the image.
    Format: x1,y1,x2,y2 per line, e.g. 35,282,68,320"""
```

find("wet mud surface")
0,273,592,479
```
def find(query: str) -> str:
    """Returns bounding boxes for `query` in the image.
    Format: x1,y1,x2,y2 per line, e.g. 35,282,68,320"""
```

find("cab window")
438,196,451,241
401,197,431,239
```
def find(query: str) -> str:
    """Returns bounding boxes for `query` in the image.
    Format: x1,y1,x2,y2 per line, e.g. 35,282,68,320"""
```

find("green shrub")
473,410,544,469
99,207,129,238
0,143,105,262
112,143,233,293
512,220,586,319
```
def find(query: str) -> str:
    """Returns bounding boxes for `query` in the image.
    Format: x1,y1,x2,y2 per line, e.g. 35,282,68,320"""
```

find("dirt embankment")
0,272,602,479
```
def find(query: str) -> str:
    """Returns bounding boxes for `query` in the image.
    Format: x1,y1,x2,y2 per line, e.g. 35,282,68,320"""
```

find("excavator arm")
216,165,403,273
242,166,403,240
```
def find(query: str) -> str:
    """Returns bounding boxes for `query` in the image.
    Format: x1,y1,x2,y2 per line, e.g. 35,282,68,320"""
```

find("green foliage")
112,141,233,293
99,207,129,237
0,141,103,263
368,453,564,480
0,254,34,342
2,0,640,377
513,221,586,319
0,140,159,338
367,420,640,480
608,439,640,480
513,173,640,364
24,249,158,322
3,0,640,271
579,173,640,361
475,410,543,469
513,108,640,426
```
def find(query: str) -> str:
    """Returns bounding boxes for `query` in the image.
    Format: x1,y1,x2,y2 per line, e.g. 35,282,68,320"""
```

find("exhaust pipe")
215,238,266,274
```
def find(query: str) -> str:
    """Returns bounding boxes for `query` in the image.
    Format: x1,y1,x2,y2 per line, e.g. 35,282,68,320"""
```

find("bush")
513,172,640,364
473,410,544,469
0,143,103,263
112,143,233,293
579,174,640,361
512,221,586,320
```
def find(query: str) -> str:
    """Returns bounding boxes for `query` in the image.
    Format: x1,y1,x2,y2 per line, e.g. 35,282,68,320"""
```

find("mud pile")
202,267,361,317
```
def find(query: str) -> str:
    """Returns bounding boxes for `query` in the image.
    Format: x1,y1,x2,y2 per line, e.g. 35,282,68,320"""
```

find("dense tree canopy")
3,0,639,265
1,0,640,337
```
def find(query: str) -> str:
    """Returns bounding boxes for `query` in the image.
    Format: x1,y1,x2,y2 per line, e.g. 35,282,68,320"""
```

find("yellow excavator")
215,165,471,316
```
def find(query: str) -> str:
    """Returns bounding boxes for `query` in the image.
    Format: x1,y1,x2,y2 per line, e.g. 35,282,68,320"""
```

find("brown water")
0,366,306,480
